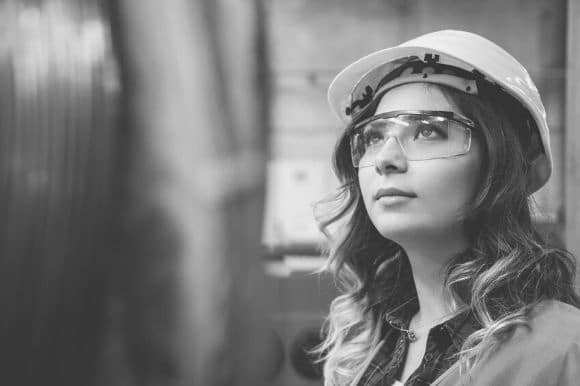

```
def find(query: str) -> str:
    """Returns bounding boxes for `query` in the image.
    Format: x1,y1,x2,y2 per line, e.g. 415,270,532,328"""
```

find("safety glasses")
349,110,475,168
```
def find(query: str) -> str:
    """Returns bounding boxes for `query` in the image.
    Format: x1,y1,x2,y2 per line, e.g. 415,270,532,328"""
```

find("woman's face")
357,83,483,244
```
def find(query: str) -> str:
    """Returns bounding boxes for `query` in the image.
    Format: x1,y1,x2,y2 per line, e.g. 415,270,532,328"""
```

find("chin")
371,216,451,243
372,219,421,241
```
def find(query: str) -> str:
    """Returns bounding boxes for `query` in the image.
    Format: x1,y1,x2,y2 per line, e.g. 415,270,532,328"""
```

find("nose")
374,136,408,173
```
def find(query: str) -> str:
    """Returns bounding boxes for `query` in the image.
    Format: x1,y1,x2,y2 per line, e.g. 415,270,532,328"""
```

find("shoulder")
528,299,580,329
433,300,580,386
483,300,580,366
523,300,580,348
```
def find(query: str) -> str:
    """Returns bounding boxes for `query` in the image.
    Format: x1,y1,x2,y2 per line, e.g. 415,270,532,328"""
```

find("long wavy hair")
314,82,580,385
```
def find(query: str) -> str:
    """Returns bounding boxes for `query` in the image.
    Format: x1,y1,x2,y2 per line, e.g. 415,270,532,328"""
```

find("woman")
315,30,580,385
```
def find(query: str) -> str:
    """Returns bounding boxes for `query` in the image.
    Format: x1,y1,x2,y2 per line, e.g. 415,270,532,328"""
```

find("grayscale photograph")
0,1,578,385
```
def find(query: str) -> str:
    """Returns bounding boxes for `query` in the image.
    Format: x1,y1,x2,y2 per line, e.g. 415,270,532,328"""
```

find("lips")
374,187,417,200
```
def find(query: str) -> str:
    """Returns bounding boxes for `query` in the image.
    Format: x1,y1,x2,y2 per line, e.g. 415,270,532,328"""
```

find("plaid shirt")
358,299,481,386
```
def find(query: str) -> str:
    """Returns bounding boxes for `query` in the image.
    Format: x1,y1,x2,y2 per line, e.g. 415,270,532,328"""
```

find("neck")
398,232,469,326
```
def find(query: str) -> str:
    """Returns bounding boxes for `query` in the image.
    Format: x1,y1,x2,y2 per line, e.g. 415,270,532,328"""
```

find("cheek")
357,168,376,209
435,166,479,201
423,149,483,213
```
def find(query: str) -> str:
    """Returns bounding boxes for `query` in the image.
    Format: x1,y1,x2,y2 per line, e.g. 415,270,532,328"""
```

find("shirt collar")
384,298,482,351
442,310,481,351
384,296,419,329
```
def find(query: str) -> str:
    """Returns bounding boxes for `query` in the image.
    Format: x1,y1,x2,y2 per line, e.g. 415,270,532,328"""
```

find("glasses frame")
349,110,476,167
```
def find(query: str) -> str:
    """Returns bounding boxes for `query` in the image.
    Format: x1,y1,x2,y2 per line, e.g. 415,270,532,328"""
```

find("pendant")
407,329,417,342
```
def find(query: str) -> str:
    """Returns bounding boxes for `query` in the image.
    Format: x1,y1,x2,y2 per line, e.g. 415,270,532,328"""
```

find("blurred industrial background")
0,0,579,385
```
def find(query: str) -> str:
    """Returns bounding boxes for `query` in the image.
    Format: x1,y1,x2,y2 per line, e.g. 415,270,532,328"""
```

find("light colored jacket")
433,300,580,386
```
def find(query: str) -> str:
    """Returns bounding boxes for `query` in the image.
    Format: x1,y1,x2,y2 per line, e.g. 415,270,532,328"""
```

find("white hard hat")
328,30,551,193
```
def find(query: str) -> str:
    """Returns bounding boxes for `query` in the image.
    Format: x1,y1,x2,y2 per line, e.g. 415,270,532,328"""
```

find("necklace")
388,311,455,343
388,319,418,342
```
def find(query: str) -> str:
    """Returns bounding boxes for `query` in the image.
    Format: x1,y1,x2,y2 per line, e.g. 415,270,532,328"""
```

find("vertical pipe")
565,0,580,268
111,1,270,385
0,0,120,385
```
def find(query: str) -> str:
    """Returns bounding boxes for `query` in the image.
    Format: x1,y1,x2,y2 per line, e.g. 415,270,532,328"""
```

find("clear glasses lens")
350,113,472,167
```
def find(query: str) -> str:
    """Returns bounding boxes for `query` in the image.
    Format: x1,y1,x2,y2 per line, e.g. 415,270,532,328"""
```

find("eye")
419,126,434,138
362,126,385,147
413,124,447,140
363,130,383,146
